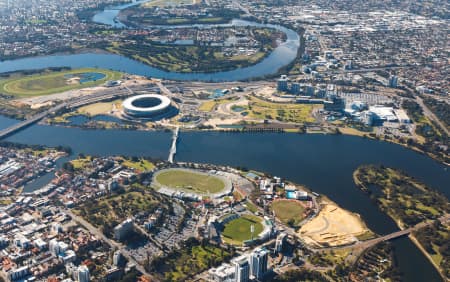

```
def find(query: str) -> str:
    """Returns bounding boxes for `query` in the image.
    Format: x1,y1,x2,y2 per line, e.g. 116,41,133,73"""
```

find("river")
0,116,448,281
0,4,299,81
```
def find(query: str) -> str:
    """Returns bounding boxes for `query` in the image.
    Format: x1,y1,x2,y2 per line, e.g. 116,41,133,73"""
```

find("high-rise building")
275,233,287,253
388,75,398,88
77,265,90,282
114,218,134,241
290,83,300,94
250,248,268,280
232,255,250,282
277,75,289,92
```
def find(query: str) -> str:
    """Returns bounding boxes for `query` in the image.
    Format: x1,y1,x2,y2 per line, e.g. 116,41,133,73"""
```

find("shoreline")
37,115,450,167
409,235,447,282
353,167,449,281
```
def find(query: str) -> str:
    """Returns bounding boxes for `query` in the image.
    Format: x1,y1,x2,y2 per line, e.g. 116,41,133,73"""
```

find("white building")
232,255,250,282
114,219,134,241
250,248,269,280
208,263,235,282
275,233,287,253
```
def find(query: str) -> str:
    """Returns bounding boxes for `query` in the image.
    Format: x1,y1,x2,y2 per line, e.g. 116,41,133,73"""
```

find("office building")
388,75,398,88
250,248,268,280
277,75,289,92
290,83,300,94
275,233,287,253
77,265,90,282
113,218,134,241
232,255,250,282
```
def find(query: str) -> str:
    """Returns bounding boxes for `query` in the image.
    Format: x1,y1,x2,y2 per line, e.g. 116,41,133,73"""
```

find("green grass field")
155,169,225,194
245,96,321,123
222,214,263,244
0,68,122,97
271,199,306,227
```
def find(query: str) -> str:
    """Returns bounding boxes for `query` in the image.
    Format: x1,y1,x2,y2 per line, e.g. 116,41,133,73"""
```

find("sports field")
271,199,306,227
222,214,263,244
154,169,226,194
0,68,121,97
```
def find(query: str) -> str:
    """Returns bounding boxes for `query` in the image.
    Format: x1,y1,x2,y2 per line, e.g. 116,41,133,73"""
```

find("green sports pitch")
154,168,226,194
222,214,263,244
0,68,122,97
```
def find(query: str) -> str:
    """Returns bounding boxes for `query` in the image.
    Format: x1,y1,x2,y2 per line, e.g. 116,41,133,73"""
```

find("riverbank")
39,113,450,166
353,165,450,280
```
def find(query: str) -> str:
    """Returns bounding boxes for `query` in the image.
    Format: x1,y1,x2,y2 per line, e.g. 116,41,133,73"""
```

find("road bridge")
168,126,179,163
0,87,134,140
318,214,450,252
0,103,66,140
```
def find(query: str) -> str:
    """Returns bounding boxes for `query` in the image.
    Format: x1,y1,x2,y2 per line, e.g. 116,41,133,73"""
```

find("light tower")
250,224,255,241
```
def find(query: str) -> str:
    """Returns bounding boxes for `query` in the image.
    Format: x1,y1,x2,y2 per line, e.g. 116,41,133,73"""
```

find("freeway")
0,86,134,140
415,96,449,136
63,209,159,281
0,103,67,140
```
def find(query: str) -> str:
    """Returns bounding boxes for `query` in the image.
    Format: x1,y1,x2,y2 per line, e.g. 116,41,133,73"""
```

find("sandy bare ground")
298,202,370,247
204,118,244,127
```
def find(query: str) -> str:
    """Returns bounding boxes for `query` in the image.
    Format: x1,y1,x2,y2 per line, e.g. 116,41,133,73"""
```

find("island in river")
354,165,450,280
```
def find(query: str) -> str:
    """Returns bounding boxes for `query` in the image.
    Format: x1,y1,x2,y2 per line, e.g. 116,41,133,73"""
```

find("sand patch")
298,203,370,247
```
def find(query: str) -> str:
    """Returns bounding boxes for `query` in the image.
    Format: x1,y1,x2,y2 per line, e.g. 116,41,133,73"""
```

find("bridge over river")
0,86,134,140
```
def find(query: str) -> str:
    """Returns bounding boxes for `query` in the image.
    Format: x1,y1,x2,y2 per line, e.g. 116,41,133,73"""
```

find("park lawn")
166,18,190,24
76,191,158,224
222,214,263,243
0,68,121,97
197,17,225,23
121,158,155,172
245,201,259,213
71,157,92,170
199,98,234,112
271,200,305,226
155,169,225,194
77,99,122,116
161,243,231,281
245,96,320,123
